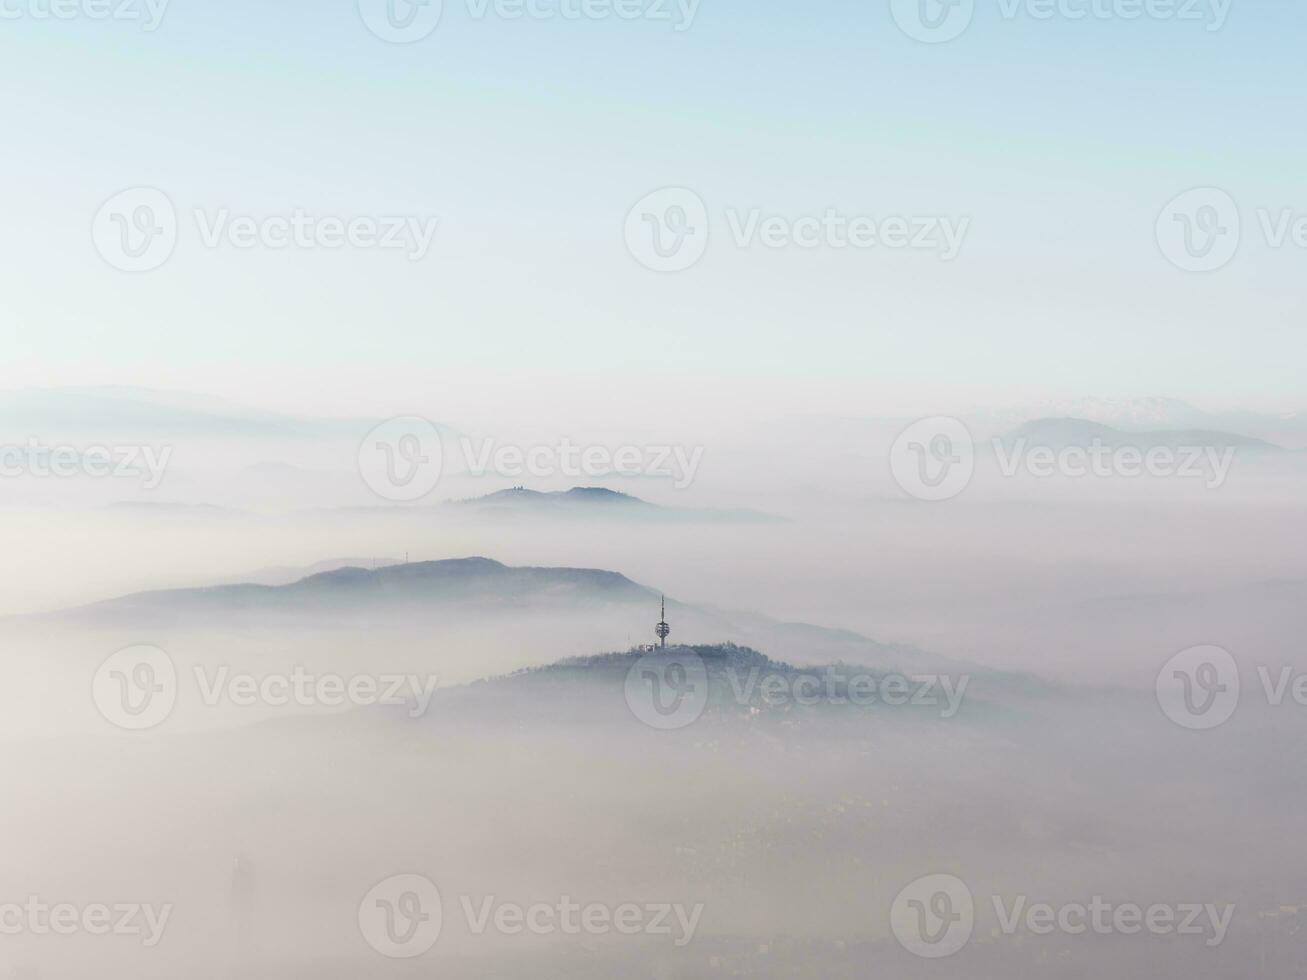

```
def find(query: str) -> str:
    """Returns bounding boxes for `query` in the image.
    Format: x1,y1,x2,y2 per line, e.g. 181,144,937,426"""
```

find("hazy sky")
2,0,1303,418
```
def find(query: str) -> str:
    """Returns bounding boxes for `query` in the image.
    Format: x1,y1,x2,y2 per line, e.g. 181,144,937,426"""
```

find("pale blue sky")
1,0,1303,416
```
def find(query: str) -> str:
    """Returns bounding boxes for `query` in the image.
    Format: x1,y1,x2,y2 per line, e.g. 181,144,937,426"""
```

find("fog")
1,393,1305,977
7,0,1304,970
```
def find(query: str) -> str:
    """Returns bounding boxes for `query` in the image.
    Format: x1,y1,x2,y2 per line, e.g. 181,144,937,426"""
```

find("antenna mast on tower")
656,595,671,649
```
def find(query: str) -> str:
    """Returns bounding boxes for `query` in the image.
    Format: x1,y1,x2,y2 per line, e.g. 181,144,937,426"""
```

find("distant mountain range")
9,386,1304,449
998,417,1286,452
985,397,1307,446
32,556,998,680
450,486,781,523
47,556,648,623
114,486,781,524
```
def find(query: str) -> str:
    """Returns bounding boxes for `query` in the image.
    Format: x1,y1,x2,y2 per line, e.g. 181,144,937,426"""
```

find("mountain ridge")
37,557,652,623
20,556,985,679
450,486,782,524
999,416,1285,452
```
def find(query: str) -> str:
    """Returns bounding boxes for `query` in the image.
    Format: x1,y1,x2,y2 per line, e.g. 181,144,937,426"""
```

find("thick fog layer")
1,392,1305,978
7,0,1305,970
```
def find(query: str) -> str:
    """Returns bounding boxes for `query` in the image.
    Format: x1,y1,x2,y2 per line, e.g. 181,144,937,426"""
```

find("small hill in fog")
451,486,780,523
350,641,1016,733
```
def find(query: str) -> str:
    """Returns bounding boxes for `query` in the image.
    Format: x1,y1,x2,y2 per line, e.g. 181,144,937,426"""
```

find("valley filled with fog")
8,1,1303,974
1,388,1305,977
